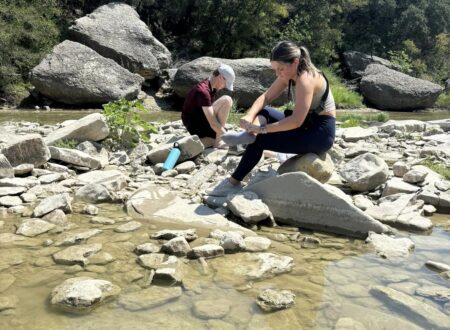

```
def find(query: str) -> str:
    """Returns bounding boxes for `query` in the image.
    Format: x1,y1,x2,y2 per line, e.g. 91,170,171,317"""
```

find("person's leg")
231,116,335,181
212,95,232,148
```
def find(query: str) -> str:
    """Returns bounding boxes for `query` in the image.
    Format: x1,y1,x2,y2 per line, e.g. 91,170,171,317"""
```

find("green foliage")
322,68,364,108
338,112,389,128
102,99,157,149
387,50,413,73
435,92,450,109
420,158,450,180
53,138,78,149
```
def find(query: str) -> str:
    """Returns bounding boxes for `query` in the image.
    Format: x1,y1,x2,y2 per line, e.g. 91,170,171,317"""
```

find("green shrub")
53,139,78,149
321,68,364,108
102,99,157,150
338,113,389,128
421,159,450,180
435,92,450,109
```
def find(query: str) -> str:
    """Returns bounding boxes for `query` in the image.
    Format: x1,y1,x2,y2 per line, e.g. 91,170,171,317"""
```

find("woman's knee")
216,95,233,108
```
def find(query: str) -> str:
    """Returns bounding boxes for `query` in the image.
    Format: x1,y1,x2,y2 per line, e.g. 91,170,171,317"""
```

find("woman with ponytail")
207,41,336,196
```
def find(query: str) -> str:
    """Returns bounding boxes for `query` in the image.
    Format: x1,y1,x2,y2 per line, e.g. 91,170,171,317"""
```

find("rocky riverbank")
0,113,449,329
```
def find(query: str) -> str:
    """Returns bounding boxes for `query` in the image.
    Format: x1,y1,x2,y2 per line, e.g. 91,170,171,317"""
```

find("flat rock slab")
114,221,142,233
371,286,450,330
51,277,120,313
256,289,296,312
16,219,55,237
53,244,102,266
33,193,72,217
187,244,224,259
366,233,414,259
246,172,387,238
49,146,101,169
77,170,127,191
54,229,102,246
118,286,182,311
0,133,50,167
192,298,232,319
0,186,26,196
150,229,198,242
244,253,294,280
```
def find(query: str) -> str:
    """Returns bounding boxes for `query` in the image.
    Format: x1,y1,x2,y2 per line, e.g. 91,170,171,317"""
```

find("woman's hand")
246,124,261,135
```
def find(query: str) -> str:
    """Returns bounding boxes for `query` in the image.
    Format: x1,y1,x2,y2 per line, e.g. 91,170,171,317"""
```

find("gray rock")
82,204,98,215
382,178,420,197
118,286,181,311
76,141,109,167
342,126,377,142
150,229,198,242
114,221,141,233
246,173,387,238
393,161,410,177
403,169,428,184
256,288,295,312
343,51,400,78
353,195,374,211
50,277,120,313
54,229,102,246
135,243,160,255
0,154,13,178
38,172,69,184
227,191,271,224
153,267,182,286
173,57,283,108
219,231,246,253
75,184,114,204
16,219,55,237
49,146,101,169
33,193,72,217
425,261,450,273
52,244,102,266
137,253,166,270
366,233,414,259
192,298,232,319
30,40,143,105
246,253,294,280
160,236,191,256
0,133,50,167
174,161,196,174
0,186,26,196
361,64,443,110
371,286,450,330
244,236,271,252
0,195,22,207
277,152,334,183
185,163,217,192
340,153,389,192
187,244,224,259
416,285,450,303
42,209,68,226
69,3,171,79
0,177,38,188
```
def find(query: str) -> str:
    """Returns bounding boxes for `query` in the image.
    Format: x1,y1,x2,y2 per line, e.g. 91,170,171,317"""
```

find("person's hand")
246,124,261,135
239,115,253,130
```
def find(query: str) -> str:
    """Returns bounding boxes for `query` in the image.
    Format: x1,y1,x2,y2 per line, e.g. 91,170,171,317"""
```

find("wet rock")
244,236,271,252
32,193,72,217
82,204,98,215
88,252,115,265
16,219,55,237
301,236,321,248
277,152,334,183
137,253,166,269
393,161,410,177
0,196,22,207
90,217,115,225
135,243,160,255
118,286,182,311
246,173,387,238
0,295,18,312
50,277,120,313
425,261,450,273
192,298,232,319
150,229,198,242
0,253,24,271
0,274,15,293
366,233,414,259
153,267,182,285
20,269,66,287
42,209,68,226
187,244,224,259
245,253,294,280
0,233,25,245
220,231,246,253
161,236,191,256
75,183,115,204
38,172,69,184
371,286,450,330
227,191,272,224
114,221,142,233
54,229,102,246
339,152,389,192
77,170,127,192
256,288,295,312
416,285,450,303
52,243,102,266
334,317,367,330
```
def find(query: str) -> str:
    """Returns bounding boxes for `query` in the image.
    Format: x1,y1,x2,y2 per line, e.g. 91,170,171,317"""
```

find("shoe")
205,178,242,197
228,144,246,156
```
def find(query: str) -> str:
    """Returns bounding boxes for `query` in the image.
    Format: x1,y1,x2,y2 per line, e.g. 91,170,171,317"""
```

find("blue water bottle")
162,142,181,171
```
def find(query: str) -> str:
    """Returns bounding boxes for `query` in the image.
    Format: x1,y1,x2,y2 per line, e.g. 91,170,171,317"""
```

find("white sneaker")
205,178,242,197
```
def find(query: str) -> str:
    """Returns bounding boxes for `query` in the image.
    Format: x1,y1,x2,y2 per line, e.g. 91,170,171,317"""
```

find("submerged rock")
256,288,296,312
118,286,182,311
366,233,414,259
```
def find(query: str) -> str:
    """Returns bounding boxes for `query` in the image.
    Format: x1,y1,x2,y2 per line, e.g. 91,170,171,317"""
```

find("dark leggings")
231,108,336,181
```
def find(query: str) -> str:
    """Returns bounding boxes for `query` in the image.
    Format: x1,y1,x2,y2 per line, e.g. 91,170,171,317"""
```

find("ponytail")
298,46,320,76
271,41,319,77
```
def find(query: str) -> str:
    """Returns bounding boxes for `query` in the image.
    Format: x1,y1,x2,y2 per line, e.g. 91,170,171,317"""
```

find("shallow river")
0,108,449,329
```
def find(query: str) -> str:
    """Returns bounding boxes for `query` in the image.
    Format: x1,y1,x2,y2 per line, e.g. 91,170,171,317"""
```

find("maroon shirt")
181,79,216,128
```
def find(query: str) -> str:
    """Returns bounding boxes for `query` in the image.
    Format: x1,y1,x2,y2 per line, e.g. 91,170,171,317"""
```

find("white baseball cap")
218,63,235,91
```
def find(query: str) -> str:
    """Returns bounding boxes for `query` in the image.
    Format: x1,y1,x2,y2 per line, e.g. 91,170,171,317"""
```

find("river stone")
54,229,102,246
69,3,171,79
161,236,191,256
393,161,410,177
245,172,387,238
334,317,367,330
244,236,271,252
45,113,109,146
90,217,115,225
0,295,18,312
365,233,414,259
50,277,120,313
0,253,24,272
245,253,294,280
173,57,283,108
353,195,374,211
227,191,272,224
0,133,50,167
53,243,102,266
42,209,68,226
0,195,22,207
0,154,13,178
75,184,114,204
0,186,26,196
137,253,166,270
416,285,450,303
49,146,101,169
13,164,33,176
39,172,69,185
0,274,15,293
118,286,182,311
339,153,389,192
360,64,443,110
82,204,98,215
76,141,109,167
150,229,198,242
219,231,246,253
0,233,25,245
153,267,183,285
277,152,334,183
33,193,72,217
147,135,204,165
256,288,296,312
174,161,196,174
30,40,144,105
135,243,160,255
187,244,224,259
382,178,420,197
379,120,428,134
114,221,142,233
185,163,217,192
192,298,232,319
371,286,450,330
425,261,450,273
342,126,377,142
16,219,55,237
403,169,428,184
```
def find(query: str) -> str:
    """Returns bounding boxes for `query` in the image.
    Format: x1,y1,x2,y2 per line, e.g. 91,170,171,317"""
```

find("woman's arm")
248,73,314,134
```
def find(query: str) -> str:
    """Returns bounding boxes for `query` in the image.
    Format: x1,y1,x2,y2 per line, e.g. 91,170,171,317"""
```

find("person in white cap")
181,63,235,149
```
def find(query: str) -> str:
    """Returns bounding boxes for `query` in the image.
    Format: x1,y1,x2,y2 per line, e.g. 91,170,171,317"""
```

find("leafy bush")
338,113,389,128
53,138,78,149
435,92,450,109
322,68,364,109
102,99,157,149
421,159,450,180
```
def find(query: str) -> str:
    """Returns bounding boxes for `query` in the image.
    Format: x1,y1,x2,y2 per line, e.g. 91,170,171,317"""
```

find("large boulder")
29,40,144,105
360,64,443,110
277,152,334,183
173,57,285,107
45,113,109,146
342,51,400,79
245,172,388,238
0,134,50,167
69,3,171,79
